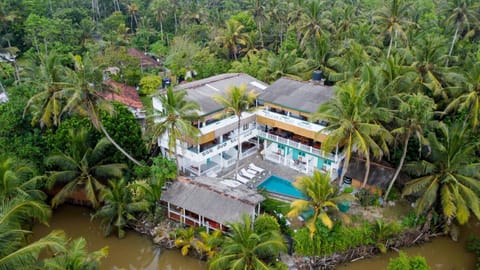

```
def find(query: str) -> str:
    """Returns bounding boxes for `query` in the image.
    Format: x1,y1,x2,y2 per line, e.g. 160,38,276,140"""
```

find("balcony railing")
256,109,328,134
257,130,337,161
158,128,258,163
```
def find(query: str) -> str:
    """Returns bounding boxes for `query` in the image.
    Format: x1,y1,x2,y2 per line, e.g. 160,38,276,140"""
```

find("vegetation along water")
2,0,480,269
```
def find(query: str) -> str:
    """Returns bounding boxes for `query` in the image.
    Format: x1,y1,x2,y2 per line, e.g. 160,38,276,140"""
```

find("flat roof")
258,77,334,114
173,73,268,116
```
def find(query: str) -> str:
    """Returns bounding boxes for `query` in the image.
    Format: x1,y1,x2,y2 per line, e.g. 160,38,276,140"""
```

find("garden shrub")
356,188,380,207
254,214,281,234
401,211,426,228
467,236,480,270
293,222,374,256
387,252,430,270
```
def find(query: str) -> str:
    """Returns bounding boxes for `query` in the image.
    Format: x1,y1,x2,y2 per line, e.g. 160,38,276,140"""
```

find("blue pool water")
258,175,307,200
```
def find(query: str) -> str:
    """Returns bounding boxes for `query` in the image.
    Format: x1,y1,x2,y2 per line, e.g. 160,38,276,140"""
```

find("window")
243,123,249,130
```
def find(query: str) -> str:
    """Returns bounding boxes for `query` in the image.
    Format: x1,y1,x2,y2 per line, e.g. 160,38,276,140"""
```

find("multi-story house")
153,73,268,177
256,77,342,178
153,73,344,179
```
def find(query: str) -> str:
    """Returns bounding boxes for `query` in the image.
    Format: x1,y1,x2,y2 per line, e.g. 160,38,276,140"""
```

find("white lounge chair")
246,168,258,175
240,168,256,179
236,174,250,184
249,163,265,173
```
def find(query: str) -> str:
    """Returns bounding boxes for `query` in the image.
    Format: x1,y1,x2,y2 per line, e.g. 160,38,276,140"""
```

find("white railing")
200,112,256,134
159,128,259,163
257,130,337,161
256,109,328,134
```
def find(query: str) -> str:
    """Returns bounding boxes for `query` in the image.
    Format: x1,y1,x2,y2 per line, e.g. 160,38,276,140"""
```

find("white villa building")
152,73,343,179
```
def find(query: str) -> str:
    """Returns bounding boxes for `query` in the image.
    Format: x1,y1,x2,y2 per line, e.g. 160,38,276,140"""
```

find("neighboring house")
160,176,264,232
101,80,145,120
257,77,343,178
153,73,268,176
127,48,161,69
152,73,344,179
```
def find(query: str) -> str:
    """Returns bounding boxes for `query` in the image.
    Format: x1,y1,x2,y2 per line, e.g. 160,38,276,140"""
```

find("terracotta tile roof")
101,80,143,109
127,48,160,68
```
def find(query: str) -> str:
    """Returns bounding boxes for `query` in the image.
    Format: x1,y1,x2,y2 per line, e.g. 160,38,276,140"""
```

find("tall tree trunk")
258,22,264,48
384,131,410,202
172,123,180,173
386,32,394,58
235,114,241,177
174,12,178,34
160,22,164,41
338,139,353,185
361,151,371,188
446,26,459,66
99,122,143,166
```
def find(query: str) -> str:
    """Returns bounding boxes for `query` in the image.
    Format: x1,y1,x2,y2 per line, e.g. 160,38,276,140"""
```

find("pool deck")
218,151,305,187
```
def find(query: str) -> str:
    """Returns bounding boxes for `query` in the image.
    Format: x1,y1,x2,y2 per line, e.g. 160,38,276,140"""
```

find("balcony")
257,129,337,161
256,109,328,137
158,128,259,163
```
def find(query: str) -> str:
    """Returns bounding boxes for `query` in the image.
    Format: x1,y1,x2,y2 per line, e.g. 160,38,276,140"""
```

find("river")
33,205,479,269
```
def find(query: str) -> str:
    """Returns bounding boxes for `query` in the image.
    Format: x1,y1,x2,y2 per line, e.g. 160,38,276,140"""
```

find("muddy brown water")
33,205,206,270
33,205,479,270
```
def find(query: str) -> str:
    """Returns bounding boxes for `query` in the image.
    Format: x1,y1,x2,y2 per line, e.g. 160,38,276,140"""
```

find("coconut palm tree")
0,157,45,200
41,237,108,270
445,59,480,128
213,85,257,177
312,80,392,187
374,0,413,57
402,122,480,227
297,0,332,49
148,87,200,172
287,170,355,238
216,19,247,60
195,230,223,260
45,127,127,208
92,178,149,238
61,54,143,166
260,49,311,83
0,196,65,270
23,52,65,128
384,93,437,202
441,0,480,65
208,215,286,270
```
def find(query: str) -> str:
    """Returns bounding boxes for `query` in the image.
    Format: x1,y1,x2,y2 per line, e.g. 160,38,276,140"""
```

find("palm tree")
213,85,257,177
260,49,311,83
384,93,437,202
61,54,143,166
41,237,108,270
92,179,149,238
148,87,200,172
195,230,223,260
374,0,413,57
312,81,392,187
23,52,65,128
216,19,247,60
445,59,480,128
45,128,127,208
287,170,355,238
372,219,401,253
0,157,45,200
402,122,480,227
297,0,332,49
441,0,479,65
174,227,197,256
0,196,65,270
149,0,168,42
208,215,286,270
127,3,140,32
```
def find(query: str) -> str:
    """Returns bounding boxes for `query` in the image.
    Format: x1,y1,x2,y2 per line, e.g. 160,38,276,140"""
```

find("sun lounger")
236,174,250,184
246,168,258,175
249,163,265,173
240,168,255,179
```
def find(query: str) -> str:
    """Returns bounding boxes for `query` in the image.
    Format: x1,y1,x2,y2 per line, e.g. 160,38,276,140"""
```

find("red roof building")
101,80,143,110
127,48,161,69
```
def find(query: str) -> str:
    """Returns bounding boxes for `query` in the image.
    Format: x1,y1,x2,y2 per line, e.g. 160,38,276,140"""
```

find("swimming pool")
257,175,307,200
